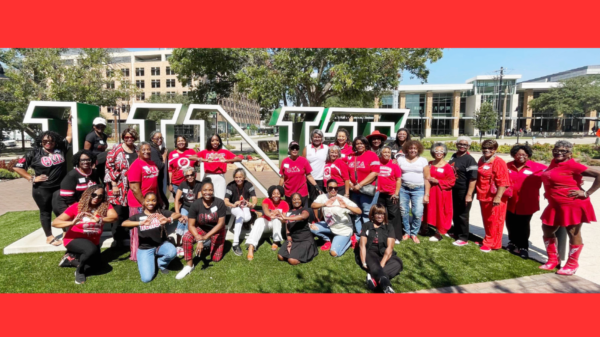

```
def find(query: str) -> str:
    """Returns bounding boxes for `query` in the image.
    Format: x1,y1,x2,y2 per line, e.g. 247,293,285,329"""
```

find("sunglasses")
123,136,135,140
185,173,195,178
327,186,338,191
553,149,568,154
42,140,55,145
91,192,104,200
290,147,300,151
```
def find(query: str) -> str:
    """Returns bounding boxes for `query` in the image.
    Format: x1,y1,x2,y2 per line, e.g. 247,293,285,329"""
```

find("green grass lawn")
0,209,549,293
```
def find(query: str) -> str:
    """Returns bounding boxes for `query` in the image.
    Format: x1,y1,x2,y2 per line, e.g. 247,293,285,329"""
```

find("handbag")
354,156,377,196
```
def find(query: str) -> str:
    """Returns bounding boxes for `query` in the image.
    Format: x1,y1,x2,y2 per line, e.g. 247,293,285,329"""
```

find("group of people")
14,118,599,292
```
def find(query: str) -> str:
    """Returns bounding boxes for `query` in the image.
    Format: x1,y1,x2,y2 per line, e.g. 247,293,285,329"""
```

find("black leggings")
111,204,130,244
66,238,100,275
506,211,532,249
356,246,403,289
378,193,402,240
32,186,58,237
452,189,473,242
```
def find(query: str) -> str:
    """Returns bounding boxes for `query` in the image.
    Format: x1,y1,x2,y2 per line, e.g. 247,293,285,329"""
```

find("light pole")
496,67,504,139
113,105,121,143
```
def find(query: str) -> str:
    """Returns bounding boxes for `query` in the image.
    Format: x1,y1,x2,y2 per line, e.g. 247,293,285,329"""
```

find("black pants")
111,204,130,245
32,186,58,237
452,189,472,241
378,193,402,240
506,211,532,249
308,179,325,200
66,238,100,276
356,246,403,288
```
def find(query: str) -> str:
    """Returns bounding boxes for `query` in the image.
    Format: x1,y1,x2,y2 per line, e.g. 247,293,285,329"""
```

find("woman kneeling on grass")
176,177,227,280
121,193,181,283
355,203,403,293
278,193,318,265
52,185,117,284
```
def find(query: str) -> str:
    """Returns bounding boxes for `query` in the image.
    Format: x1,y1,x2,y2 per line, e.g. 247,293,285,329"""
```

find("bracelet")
30,175,35,184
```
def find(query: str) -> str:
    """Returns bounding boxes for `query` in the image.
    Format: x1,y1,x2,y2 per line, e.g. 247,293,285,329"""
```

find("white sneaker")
176,265,194,280
453,240,468,247
429,236,440,242
395,240,400,245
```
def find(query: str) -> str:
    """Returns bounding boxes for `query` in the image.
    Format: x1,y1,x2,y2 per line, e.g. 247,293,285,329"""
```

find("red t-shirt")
63,203,114,246
262,198,290,221
168,149,197,186
280,156,313,197
323,159,350,186
329,143,354,160
507,160,548,215
476,156,510,202
127,158,159,208
347,151,381,186
197,149,235,174
377,159,402,195
542,159,588,204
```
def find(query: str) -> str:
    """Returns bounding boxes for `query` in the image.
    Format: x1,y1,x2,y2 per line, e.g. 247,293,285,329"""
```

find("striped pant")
182,226,226,262
129,207,143,261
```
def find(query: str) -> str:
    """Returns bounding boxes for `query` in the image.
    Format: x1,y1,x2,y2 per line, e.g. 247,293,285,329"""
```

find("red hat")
366,130,388,141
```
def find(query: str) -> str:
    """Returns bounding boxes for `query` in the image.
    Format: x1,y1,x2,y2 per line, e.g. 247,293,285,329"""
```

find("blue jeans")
137,242,177,283
399,184,425,236
176,208,189,236
310,221,352,257
350,191,379,237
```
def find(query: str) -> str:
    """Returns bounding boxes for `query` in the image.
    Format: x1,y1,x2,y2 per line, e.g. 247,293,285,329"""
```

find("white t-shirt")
398,156,428,185
314,194,357,236
306,144,329,180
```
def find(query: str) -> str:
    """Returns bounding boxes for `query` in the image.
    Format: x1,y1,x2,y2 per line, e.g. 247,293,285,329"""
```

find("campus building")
381,65,599,137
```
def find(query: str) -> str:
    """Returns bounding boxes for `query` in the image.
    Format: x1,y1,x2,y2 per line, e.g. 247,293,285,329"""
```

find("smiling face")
513,149,529,165
327,181,338,198
456,141,469,154
201,183,214,201
329,148,339,161
139,144,152,160
482,144,496,159
397,130,408,142
90,188,105,206
355,140,365,154
312,133,323,146
271,189,281,203
290,145,300,157
381,147,391,161
42,135,55,151
123,133,136,146
79,154,92,170
370,137,382,149
292,194,302,208
373,211,385,224
94,124,106,134
211,135,220,150
234,171,245,186
176,137,187,150
552,146,569,162
143,193,157,211
152,133,163,146
433,146,445,159
336,131,347,146
184,169,196,184
407,145,419,158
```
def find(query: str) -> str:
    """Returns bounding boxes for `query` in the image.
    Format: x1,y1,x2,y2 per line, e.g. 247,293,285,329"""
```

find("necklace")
482,154,496,163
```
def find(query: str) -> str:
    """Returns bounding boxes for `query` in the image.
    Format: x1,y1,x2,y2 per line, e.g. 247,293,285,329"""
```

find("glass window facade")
381,95,393,108
404,94,424,117
431,93,453,116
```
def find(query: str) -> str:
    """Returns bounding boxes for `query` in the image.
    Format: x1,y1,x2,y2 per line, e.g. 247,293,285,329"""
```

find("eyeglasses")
185,174,195,178
481,147,494,150
433,150,445,154
457,143,469,147
327,186,338,191
80,159,92,163
123,136,135,140
553,149,568,154
42,140,55,145
290,147,300,151
91,192,104,200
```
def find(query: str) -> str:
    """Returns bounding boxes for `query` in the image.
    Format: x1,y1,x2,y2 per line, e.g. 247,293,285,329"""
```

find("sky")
128,48,600,84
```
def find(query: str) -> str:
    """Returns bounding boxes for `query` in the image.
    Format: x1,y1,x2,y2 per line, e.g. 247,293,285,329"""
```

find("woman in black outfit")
278,193,319,265
356,203,403,293
53,149,101,216
84,117,109,185
14,122,72,246
149,130,169,207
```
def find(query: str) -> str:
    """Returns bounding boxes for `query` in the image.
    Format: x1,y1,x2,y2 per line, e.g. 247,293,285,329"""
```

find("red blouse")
476,156,510,202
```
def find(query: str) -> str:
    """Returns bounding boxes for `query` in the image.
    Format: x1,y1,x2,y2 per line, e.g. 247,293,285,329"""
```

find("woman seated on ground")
122,193,181,283
52,185,117,284
355,203,403,293
176,177,227,280
174,166,201,257
310,180,362,256
53,149,101,216
246,185,290,260
278,193,318,265
423,142,456,242
224,168,258,257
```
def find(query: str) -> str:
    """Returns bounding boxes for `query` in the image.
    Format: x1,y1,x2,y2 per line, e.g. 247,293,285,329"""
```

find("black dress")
278,207,318,263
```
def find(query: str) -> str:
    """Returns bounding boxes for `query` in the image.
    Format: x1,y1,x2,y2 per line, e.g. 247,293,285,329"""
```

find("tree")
529,75,600,131
0,48,139,142
474,102,498,143
169,48,443,110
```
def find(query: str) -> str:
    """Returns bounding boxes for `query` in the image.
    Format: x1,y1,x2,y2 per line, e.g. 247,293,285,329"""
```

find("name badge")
173,153,179,158
286,212,291,216
182,189,189,193
437,168,444,173
126,154,130,159
284,163,289,168
341,154,346,158
210,206,218,213
523,170,533,175
483,165,490,170
99,140,105,145
78,178,86,183
139,216,148,221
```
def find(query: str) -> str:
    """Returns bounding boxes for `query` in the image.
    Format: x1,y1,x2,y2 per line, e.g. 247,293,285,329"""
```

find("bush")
0,169,21,179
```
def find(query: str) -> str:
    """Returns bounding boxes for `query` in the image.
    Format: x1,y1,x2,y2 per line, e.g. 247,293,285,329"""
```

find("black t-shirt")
287,207,312,241
448,153,478,191
15,139,71,189
188,197,227,229
178,180,202,211
129,210,174,249
124,151,138,166
225,180,256,204
361,221,395,254
56,168,101,210
85,131,108,155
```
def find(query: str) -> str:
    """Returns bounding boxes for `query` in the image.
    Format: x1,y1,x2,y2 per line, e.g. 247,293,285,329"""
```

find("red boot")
557,244,583,276
539,237,560,270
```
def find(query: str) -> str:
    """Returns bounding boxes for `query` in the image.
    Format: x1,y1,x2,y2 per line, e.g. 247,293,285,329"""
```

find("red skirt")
540,198,596,227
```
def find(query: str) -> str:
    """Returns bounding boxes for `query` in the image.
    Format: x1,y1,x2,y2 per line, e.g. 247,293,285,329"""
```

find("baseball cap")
289,141,300,149
93,117,107,126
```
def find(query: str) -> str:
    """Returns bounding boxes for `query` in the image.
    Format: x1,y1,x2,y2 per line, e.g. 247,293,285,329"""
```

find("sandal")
47,236,63,246
402,234,410,241
411,235,420,244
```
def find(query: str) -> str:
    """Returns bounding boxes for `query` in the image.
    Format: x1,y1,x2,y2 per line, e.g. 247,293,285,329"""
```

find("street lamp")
112,105,121,142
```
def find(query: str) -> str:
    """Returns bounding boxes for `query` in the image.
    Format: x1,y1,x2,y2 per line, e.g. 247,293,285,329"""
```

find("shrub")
0,169,21,179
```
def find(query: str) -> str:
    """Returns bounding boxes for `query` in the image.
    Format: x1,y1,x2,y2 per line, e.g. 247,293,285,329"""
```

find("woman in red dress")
539,140,600,275
423,142,456,241
476,139,511,252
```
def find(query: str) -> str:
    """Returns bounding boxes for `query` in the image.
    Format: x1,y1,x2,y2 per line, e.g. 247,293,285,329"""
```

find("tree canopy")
474,102,498,138
529,75,600,115
169,48,443,109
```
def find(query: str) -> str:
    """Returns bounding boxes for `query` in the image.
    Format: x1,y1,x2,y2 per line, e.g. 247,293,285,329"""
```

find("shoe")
557,244,583,276
506,242,517,254
539,237,560,270
519,248,529,259
480,245,492,253
177,247,184,258
351,234,357,249
176,265,194,280
366,274,377,291
74,271,86,284
411,235,420,244
383,286,395,294
453,240,468,247
395,240,400,245
429,236,440,242
320,241,332,251
59,253,75,267
271,243,279,251
160,268,170,274
402,234,410,241
232,245,243,256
